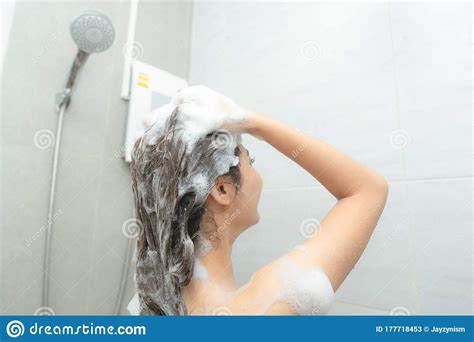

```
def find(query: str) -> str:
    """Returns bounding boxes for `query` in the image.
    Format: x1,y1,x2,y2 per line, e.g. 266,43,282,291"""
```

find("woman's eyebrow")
246,148,250,156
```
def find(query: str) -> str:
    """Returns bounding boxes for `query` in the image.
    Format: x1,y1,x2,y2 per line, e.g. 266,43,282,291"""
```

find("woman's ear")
208,176,237,206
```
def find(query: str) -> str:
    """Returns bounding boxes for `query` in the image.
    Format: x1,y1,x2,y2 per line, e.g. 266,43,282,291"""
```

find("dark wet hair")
130,108,241,315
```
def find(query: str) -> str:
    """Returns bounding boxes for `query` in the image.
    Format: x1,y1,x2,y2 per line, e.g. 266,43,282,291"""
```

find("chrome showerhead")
70,10,115,53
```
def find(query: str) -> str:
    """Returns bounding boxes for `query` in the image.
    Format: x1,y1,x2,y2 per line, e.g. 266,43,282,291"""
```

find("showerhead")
55,11,115,110
70,10,115,53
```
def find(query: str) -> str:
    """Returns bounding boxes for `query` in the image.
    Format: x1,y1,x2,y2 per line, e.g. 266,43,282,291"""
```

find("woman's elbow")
361,173,389,202
371,175,389,204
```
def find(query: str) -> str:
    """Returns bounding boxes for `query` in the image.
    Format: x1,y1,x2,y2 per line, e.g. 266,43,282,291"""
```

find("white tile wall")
388,2,471,180
407,178,472,315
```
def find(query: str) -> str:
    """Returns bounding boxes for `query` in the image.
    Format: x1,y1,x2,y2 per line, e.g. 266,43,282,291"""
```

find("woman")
128,85,388,316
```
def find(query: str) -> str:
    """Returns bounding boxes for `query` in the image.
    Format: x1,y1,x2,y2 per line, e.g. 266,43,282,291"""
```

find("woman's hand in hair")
173,85,251,133
227,111,266,140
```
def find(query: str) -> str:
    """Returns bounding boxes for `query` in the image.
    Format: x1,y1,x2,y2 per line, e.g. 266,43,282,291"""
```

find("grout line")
390,176,474,183
262,175,474,193
386,1,421,314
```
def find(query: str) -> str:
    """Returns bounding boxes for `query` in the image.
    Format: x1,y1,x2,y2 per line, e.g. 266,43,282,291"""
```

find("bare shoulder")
219,245,336,315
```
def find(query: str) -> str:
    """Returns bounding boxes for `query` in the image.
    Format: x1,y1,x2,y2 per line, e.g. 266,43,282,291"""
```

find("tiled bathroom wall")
188,1,472,315
1,1,471,316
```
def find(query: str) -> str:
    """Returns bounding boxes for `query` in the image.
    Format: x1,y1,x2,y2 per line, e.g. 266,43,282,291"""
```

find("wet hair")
130,108,241,315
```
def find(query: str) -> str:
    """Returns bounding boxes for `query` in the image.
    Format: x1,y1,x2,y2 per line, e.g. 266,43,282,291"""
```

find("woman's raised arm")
244,112,389,292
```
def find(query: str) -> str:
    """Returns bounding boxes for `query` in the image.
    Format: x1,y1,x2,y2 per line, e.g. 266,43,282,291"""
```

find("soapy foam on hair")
130,85,245,315
143,85,245,204
146,85,248,150
170,85,248,137
194,230,212,258
144,100,243,203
